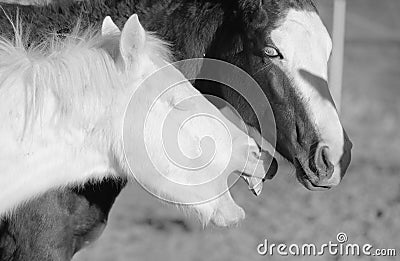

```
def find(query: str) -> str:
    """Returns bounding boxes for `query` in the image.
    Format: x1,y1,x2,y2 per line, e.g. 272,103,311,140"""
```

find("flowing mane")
0,19,172,135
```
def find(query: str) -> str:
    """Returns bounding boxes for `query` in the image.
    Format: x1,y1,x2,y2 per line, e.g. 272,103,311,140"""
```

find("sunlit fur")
0,26,171,135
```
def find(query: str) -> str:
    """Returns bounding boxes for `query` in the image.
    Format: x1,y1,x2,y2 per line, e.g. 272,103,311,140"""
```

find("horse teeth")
250,181,263,196
242,175,250,185
241,175,263,196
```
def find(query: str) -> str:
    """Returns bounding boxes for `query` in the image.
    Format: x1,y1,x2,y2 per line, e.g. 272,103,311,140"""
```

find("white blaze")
270,9,344,185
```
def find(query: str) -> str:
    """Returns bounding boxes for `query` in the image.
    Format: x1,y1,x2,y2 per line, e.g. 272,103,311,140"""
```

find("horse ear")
102,16,120,35
120,14,146,66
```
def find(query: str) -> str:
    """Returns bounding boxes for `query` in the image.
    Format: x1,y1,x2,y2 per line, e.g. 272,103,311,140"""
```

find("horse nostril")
315,145,334,180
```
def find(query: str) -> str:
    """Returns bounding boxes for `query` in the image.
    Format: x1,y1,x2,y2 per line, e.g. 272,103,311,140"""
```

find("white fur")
270,9,344,185
0,15,266,226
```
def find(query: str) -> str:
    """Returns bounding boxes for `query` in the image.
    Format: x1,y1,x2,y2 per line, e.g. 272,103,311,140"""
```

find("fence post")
329,0,346,114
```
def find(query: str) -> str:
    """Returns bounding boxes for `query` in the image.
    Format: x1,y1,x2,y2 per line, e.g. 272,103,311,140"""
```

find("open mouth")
239,126,279,196
218,106,279,196
294,159,331,191
240,150,279,196
241,174,264,196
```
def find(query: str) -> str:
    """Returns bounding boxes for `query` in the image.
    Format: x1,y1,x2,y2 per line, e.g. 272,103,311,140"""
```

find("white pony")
0,14,268,226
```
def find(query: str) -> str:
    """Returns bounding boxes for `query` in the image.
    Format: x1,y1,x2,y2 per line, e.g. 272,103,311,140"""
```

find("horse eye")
263,46,283,59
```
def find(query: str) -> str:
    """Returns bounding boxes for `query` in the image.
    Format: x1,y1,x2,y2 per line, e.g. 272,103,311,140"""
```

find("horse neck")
138,0,236,60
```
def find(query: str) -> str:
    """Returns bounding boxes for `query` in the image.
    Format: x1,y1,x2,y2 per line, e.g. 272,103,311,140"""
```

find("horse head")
226,0,352,190
103,15,271,227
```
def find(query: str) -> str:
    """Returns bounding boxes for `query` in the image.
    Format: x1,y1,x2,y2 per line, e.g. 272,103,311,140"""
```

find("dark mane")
0,0,316,65
0,0,260,58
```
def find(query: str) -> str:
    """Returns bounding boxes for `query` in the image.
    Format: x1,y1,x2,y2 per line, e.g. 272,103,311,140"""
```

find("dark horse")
0,0,352,260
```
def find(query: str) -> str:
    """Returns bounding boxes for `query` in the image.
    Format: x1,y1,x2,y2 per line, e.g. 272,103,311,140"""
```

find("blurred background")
69,0,400,260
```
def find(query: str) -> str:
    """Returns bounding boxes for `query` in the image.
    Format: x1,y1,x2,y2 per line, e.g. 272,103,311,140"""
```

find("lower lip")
300,178,331,191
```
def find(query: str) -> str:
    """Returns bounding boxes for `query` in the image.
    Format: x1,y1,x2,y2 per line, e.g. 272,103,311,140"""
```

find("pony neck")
139,0,239,60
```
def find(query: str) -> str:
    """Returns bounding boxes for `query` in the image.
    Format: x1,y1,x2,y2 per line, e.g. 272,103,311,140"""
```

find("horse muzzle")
294,133,353,191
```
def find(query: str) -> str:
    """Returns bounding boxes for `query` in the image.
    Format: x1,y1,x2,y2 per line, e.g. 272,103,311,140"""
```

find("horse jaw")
268,9,351,188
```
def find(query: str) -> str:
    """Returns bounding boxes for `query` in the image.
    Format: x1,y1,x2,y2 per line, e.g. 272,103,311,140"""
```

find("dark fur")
0,178,126,261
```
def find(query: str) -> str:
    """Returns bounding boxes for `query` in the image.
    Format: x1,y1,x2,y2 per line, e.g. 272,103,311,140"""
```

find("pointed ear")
102,16,120,35
120,14,146,66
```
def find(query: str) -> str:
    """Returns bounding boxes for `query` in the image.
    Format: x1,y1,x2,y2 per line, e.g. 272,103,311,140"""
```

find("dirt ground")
10,0,397,260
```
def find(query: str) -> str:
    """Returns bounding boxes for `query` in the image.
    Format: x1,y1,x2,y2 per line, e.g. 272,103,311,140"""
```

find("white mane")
0,21,172,135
